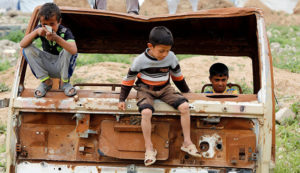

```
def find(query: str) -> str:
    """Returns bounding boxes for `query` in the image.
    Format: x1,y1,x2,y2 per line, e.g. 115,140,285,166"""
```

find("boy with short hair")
20,3,78,98
118,26,201,166
205,63,238,94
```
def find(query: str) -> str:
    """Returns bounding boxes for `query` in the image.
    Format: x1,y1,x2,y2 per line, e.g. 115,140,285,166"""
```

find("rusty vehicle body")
6,6,275,173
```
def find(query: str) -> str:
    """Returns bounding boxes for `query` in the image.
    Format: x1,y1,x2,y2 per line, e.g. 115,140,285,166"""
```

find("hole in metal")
200,141,209,152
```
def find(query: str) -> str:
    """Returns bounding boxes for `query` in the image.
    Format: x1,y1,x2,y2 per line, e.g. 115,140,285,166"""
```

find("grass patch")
275,102,299,172
177,54,195,61
290,102,300,115
0,125,6,134
0,60,11,72
0,83,9,92
76,54,135,66
268,25,300,73
275,115,300,172
236,78,253,94
0,30,25,43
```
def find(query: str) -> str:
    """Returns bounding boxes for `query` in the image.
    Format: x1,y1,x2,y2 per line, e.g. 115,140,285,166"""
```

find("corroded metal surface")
14,89,263,117
17,113,256,169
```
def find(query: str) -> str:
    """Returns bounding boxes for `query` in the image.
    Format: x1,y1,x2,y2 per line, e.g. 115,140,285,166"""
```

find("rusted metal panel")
17,113,256,169
13,90,263,118
99,120,169,160
256,16,274,173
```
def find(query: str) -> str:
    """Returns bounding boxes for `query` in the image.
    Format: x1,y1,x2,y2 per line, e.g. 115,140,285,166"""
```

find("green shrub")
0,83,9,92
290,102,300,115
0,30,25,43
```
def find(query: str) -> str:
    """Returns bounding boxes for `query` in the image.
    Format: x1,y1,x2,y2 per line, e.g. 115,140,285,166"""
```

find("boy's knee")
60,49,73,59
178,102,189,114
23,44,35,56
141,108,153,120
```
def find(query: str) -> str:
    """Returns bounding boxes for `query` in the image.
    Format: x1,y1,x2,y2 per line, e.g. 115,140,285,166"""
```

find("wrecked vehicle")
6,6,275,173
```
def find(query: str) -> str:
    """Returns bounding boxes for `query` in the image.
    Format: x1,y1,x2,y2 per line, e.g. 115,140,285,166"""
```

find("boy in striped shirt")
118,26,201,166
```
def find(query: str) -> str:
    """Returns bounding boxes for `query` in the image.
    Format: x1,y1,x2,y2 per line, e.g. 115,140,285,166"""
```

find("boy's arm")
173,78,190,93
20,27,46,48
118,68,139,110
46,32,77,55
170,64,190,93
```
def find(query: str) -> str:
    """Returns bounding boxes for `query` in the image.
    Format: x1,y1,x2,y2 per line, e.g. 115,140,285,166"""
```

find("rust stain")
97,167,102,173
75,114,90,133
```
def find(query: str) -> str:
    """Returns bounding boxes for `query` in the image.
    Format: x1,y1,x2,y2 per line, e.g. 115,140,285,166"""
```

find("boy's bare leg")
141,108,154,151
178,102,193,147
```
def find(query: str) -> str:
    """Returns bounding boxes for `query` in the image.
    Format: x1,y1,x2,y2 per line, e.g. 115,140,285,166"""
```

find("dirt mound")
54,0,91,8
198,0,234,10
244,0,273,14
294,0,300,14
107,0,126,13
243,0,300,26
140,0,169,16
177,0,193,13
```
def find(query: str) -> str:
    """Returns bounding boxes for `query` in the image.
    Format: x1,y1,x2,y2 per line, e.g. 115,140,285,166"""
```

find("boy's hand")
45,32,58,41
36,27,47,37
118,102,126,111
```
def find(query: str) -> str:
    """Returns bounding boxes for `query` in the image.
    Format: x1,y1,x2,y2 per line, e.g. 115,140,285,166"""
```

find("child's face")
147,43,171,61
210,75,228,93
40,15,61,33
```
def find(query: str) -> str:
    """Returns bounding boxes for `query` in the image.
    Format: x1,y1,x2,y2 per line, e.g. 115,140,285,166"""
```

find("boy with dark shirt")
205,63,238,94
20,3,78,98
118,26,201,166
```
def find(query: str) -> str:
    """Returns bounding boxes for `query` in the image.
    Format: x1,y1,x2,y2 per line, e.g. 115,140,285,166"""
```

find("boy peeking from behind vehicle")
205,63,238,94
118,26,201,166
20,3,78,98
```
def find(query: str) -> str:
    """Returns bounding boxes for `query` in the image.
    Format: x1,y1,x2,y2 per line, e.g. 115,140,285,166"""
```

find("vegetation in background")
268,25,300,73
76,54,135,66
0,124,6,169
0,30,25,43
236,78,253,94
0,61,11,72
275,102,300,173
0,83,9,92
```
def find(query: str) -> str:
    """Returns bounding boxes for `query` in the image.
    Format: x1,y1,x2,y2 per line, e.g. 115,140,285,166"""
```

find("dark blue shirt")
34,24,75,55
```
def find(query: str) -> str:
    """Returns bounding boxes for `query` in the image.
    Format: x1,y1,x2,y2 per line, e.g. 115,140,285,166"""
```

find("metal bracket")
74,113,98,138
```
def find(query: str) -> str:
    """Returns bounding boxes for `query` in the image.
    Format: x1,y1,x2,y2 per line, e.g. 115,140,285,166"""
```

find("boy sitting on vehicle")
205,63,238,94
118,26,201,166
20,3,78,98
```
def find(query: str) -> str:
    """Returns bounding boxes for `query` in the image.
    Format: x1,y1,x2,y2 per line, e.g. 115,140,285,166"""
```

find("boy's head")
147,26,173,60
209,63,229,93
38,3,61,32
